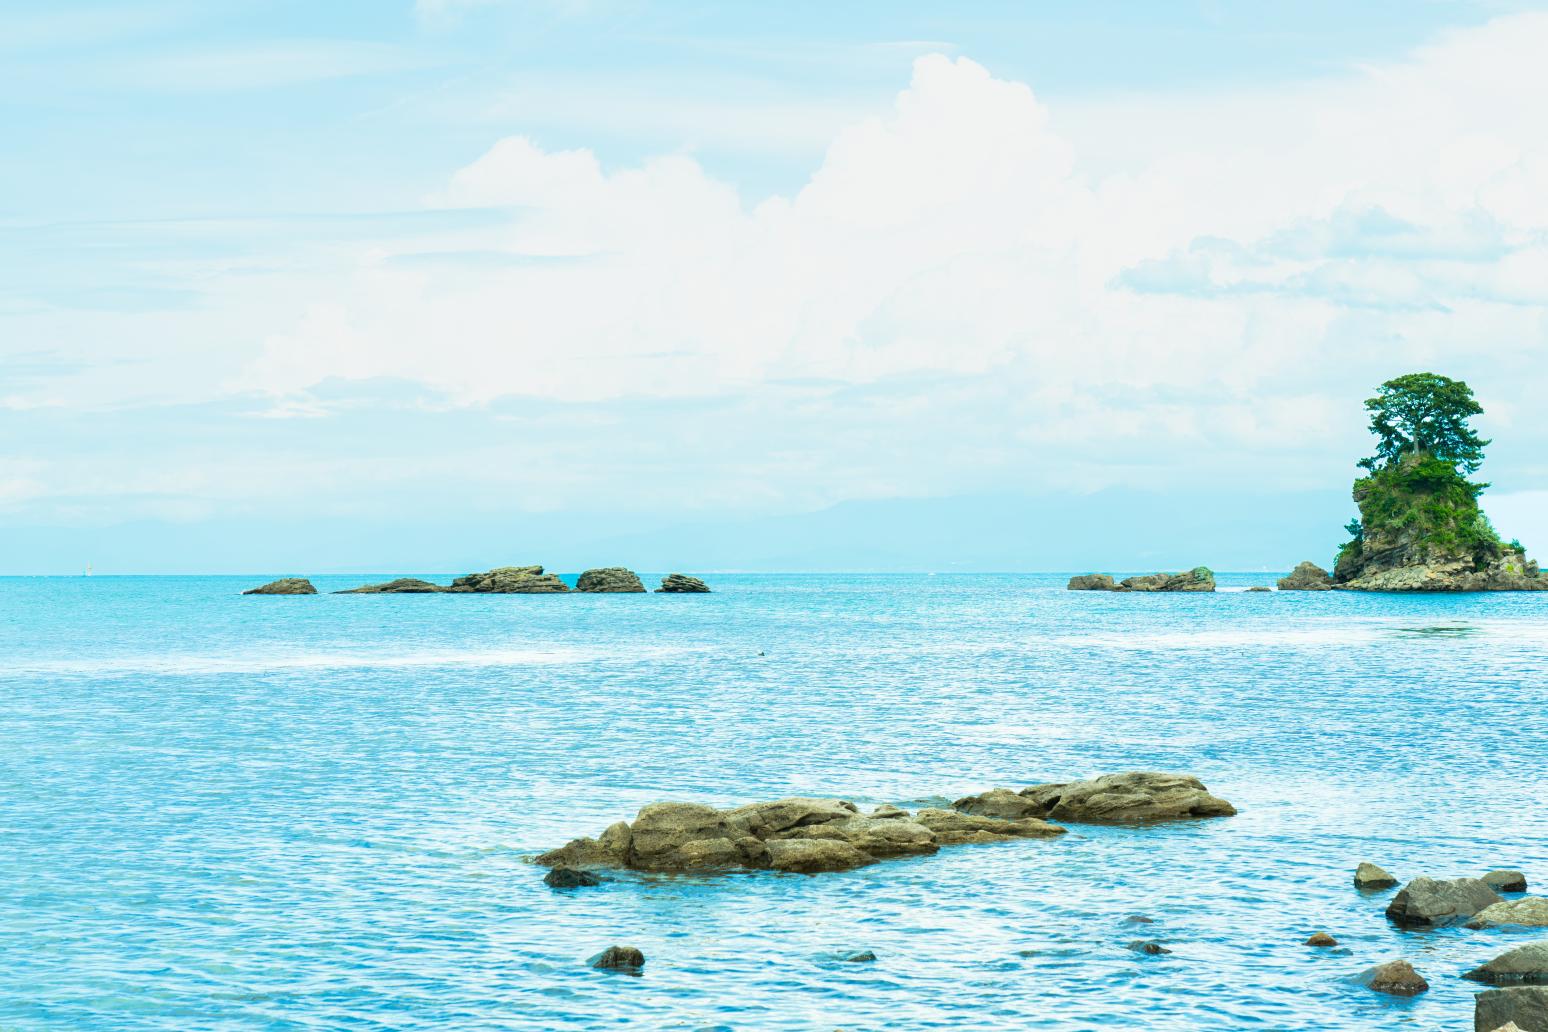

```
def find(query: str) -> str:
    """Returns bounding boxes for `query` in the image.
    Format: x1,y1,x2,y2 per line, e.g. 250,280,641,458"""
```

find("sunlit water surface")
2,574,1546,1030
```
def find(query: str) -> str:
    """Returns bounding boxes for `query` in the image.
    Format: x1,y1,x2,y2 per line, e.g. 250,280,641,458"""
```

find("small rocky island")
535,772,1234,876
1299,374,1545,592
1067,568,1215,592
246,567,712,595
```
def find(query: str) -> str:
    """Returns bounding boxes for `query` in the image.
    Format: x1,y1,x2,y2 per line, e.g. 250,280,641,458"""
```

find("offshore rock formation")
575,568,646,593
534,772,1234,877
448,566,569,593
242,578,316,595
1466,943,1548,986
336,578,445,594
1334,455,1547,591
657,573,711,593
1277,562,1334,591
1066,569,1215,592
956,772,1237,823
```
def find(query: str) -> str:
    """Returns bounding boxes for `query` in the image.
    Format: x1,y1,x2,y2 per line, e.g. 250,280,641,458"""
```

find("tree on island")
1334,372,1540,590
1358,372,1489,475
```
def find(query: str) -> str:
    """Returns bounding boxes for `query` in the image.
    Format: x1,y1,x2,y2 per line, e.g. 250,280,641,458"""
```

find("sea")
2,572,1546,1030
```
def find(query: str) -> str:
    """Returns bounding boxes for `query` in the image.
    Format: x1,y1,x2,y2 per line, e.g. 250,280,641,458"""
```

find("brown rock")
1363,958,1428,996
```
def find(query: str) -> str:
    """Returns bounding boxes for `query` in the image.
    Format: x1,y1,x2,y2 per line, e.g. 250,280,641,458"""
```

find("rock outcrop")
1334,454,1547,591
1468,897,1548,929
449,566,570,593
1277,562,1334,591
336,578,446,594
1476,988,1548,1032
535,792,1065,876
1385,876,1502,927
1466,944,1548,986
1355,862,1399,890
242,578,316,595
1066,569,1215,592
657,573,710,593
1361,959,1429,996
993,772,1237,823
575,567,646,593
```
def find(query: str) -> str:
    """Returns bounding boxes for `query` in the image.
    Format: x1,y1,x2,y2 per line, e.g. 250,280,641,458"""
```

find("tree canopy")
1359,372,1489,475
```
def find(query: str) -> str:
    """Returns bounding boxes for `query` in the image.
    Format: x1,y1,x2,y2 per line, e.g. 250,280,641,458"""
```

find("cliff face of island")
1333,455,1545,592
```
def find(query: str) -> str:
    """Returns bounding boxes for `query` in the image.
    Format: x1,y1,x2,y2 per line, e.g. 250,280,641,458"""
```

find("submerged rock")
1127,940,1171,955
657,573,711,593
575,567,646,593
1067,574,1118,591
335,577,445,594
1012,771,1237,823
838,950,877,963
1277,561,1334,591
536,790,1063,877
1246,585,1272,592
544,867,601,889
1486,870,1530,894
1475,987,1548,1032
1362,958,1429,997
1355,862,1399,890
449,566,570,593
1118,567,1216,592
1306,932,1338,947
588,945,645,972
1466,943,1548,985
1385,877,1502,928
1468,897,1548,929
242,578,316,595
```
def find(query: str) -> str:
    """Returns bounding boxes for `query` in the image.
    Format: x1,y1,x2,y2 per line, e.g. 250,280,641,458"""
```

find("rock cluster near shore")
245,566,712,595
534,772,1234,877
1066,568,1216,592
242,578,316,595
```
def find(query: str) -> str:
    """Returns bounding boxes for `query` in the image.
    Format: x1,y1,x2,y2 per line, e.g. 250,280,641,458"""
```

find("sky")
5,0,1548,573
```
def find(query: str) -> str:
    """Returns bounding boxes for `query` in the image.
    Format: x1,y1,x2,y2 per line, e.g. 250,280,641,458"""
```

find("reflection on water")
0,574,1546,1030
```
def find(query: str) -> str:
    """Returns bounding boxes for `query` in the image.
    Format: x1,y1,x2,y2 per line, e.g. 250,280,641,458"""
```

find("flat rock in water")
952,787,1050,821
1355,862,1399,889
575,567,646,593
544,867,601,889
1466,943,1548,985
335,578,445,593
1475,987,1548,1032
1362,959,1429,996
1468,897,1548,929
1066,574,1117,591
1127,940,1170,955
242,578,316,595
1486,870,1530,893
535,788,1067,877
1385,877,1502,927
1117,567,1216,592
656,573,710,593
448,566,569,593
588,945,645,972
1013,771,1237,823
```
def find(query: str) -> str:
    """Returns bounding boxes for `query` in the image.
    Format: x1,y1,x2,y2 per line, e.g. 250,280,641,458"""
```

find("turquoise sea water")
3,573,1547,1030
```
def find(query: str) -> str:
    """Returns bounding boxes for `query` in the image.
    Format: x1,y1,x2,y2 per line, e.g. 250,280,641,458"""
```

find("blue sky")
5,1,1548,573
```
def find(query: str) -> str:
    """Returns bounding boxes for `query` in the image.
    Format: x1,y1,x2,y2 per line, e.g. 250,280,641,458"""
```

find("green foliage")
1359,372,1489,475
1351,455,1503,564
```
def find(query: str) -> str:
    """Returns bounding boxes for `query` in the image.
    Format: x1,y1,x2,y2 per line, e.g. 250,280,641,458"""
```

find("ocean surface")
3,573,1547,1031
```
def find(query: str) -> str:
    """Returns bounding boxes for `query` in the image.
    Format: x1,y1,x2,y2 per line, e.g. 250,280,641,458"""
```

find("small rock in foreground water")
1464,942,1548,985
1485,869,1529,894
1353,862,1398,890
1122,914,1155,925
1127,940,1171,955
1361,959,1428,996
839,950,876,963
588,946,646,972
544,867,601,889
1305,932,1338,947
